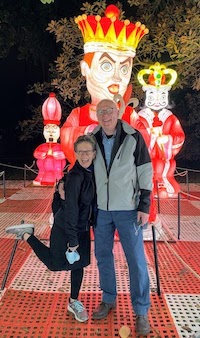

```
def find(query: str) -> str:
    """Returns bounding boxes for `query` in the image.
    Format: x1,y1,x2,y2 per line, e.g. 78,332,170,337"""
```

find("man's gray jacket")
92,120,153,213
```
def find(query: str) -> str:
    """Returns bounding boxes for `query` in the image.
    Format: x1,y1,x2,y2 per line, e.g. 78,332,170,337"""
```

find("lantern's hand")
85,124,98,134
150,126,162,138
47,148,53,156
157,135,173,160
148,126,162,151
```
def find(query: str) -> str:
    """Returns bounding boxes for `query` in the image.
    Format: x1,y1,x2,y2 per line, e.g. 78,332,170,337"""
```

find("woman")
5,135,96,323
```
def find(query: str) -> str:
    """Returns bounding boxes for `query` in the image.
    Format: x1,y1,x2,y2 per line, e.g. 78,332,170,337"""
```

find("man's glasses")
76,150,94,155
97,107,115,115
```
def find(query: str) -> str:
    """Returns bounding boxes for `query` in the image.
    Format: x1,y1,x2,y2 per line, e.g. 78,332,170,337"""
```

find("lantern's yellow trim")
138,62,177,88
75,5,148,56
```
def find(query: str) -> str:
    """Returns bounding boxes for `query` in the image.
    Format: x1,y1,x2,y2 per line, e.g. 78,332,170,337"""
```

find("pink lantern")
33,93,66,187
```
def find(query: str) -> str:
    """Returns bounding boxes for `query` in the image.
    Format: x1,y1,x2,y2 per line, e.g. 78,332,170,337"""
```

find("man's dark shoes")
92,301,116,319
135,315,150,335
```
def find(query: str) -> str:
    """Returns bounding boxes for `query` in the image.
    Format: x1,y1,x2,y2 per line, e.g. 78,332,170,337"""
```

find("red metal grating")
7,241,157,295
0,238,32,289
158,214,200,242
0,199,52,213
145,241,200,294
157,199,200,216
165,294,200,338
0,290,179,338
0,188,19,199
0,212,51,240
182,191,200,199
0,183,199,337
149,293,180,338
9,187,54,201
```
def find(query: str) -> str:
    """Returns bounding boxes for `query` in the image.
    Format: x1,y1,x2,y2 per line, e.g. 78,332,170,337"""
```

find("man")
91,99,153,335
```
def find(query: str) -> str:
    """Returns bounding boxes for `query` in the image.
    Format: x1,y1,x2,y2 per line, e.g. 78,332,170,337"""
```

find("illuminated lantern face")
81,51,133,102
76,4,149,103
145,87,169,111
43,124,60,143
138,62,177,111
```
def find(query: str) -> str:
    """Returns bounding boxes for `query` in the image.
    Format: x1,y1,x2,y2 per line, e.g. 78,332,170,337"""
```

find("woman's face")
75,141,96,169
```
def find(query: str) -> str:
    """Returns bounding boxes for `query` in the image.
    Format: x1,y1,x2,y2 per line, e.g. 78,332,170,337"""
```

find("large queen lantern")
137,62,185,197
33,93,66,186
61,4,149,166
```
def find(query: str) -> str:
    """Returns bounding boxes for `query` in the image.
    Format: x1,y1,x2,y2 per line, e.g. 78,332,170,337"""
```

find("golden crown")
75,4,149,57
137,62,177,89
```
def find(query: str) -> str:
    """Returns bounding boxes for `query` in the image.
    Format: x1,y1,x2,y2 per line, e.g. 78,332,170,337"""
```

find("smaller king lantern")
137,62,185,198
33,93,66,187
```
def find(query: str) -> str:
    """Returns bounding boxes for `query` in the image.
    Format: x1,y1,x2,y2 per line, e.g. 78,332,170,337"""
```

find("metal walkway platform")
0,181,200,338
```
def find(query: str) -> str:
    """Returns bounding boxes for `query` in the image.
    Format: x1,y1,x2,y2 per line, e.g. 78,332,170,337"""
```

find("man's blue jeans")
94,209,150,315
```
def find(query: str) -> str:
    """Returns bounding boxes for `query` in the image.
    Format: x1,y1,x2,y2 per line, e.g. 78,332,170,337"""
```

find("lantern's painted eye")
101,61,113,72
120,64,129,75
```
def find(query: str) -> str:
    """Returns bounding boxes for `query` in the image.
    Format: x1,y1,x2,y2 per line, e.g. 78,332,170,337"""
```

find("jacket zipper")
106,174,109,210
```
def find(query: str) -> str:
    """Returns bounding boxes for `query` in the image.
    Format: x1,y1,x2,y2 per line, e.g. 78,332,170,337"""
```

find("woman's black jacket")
52,161,95,247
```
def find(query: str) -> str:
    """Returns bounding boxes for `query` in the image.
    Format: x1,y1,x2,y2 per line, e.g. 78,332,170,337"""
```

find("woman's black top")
52,160,95,247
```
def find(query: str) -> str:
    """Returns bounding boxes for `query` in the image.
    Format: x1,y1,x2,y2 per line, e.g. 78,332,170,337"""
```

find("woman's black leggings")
70,268,84,299
27,235,84,300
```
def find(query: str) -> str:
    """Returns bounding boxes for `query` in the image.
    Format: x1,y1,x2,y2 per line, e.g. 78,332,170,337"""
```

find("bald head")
97,99,117,112
96,99,119,135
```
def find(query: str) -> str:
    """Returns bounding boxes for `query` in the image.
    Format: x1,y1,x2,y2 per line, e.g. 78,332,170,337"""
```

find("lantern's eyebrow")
99,53,115,62
99,53,131,65
120,57,131,65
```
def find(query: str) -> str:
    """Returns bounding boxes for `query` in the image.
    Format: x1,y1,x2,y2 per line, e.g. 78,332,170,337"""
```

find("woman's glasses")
76,150,94,155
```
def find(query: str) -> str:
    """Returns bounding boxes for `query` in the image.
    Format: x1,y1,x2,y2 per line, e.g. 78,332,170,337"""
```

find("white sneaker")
68,300,88,322
5,223,34,239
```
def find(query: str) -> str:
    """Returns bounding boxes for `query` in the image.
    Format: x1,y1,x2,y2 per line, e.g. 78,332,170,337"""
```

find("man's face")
96,100,119,135
145,87,169,111
81,51,133,101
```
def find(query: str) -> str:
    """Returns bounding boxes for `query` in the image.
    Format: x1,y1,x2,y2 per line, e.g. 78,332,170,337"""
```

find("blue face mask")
65,250,80,264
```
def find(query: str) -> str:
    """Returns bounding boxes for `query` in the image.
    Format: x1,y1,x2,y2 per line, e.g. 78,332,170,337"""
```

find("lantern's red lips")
108,84,119,94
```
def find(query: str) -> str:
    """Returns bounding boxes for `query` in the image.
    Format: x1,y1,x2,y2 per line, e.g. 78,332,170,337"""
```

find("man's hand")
58,181,65,200
137,211,149,226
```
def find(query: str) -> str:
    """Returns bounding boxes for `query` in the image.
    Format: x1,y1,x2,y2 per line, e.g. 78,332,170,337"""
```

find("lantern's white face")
81,50,133,102
145,87,169,111
43,124,60,142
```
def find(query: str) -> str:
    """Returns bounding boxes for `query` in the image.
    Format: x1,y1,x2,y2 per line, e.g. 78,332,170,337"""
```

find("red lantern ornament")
42,92,62,125
137,63,185,198
33,93,66,187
